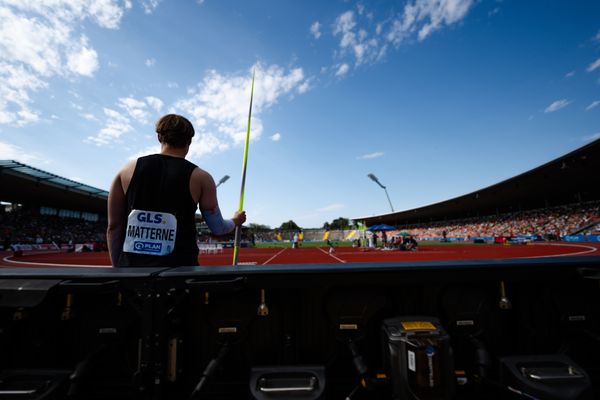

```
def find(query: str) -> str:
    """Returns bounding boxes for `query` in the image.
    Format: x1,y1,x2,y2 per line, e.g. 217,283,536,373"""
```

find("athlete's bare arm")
190,168,246,233
107,160,136,267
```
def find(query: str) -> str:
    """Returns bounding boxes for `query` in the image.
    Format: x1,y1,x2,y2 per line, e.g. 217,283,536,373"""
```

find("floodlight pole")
367,173,394,212
383,187,394,213
216,175,230,188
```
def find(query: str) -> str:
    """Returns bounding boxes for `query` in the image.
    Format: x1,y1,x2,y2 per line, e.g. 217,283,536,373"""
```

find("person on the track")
326,238,335,254
107,114,246,267
402,235,418,251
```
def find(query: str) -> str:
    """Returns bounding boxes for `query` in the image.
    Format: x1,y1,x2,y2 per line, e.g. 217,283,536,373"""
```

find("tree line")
246,217,352,234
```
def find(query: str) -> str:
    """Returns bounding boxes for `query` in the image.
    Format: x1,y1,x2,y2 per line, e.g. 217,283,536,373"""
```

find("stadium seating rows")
1,209,106,247
387,201,600,240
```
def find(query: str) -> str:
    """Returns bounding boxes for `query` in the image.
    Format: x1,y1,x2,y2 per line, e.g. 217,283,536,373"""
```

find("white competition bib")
123,210,177,256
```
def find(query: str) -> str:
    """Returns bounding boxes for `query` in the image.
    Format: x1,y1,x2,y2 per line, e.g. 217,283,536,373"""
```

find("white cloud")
587,58,600,72
173,63,308,158
86,107,133,146
297,80,311,94
188,133,231,158
81,113,97,121
387,0,474,45
70,102,84,110
118,97,150,123
270,132,281,141
0,62,45,125
0,1,132,126
66,36,99,76
115,95,164,125
145,58,156,67
565,70,575,78
86,95,163,146
167,81,179,89
358,151,384,160
197,0,205,5
594,30,600,42
544,99,571,113
317,203,344,212
336,63,350,76
330,1,473,73
0,140,40,163
333,10,384,66
140,0,161,14
145,96,163,113
129,143,160,160
586,100,600,111
583,132,600,142
310,21,322,39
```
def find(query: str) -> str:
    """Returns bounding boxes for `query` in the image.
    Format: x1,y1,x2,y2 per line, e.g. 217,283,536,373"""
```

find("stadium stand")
0,161,109,251
1,207,106,249
358,138,600,241
383,201,600,240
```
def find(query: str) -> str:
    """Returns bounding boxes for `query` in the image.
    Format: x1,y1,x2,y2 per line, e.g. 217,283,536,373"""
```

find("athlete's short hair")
155,114,195,147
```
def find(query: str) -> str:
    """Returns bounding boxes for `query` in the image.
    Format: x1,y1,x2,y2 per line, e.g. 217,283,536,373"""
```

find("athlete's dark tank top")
118,154,199,267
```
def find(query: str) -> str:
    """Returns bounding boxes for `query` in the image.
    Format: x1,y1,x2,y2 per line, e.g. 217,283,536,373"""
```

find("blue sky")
1,0,599,228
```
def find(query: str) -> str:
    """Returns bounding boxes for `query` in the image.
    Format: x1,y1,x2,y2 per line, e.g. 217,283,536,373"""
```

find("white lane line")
262,248,287,265
521,243,598,258
2,256,111,268
333,250,455,256
316,247,347,263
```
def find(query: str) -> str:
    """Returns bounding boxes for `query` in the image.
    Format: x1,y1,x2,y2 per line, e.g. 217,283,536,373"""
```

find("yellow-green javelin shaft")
232,70,255,266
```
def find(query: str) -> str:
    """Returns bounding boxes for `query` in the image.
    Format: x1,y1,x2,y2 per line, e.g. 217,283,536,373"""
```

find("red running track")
1,242,599,268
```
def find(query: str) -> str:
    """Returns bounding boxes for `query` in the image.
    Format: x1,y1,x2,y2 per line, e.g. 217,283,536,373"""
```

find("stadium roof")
356,138,600,226
0,160,108,214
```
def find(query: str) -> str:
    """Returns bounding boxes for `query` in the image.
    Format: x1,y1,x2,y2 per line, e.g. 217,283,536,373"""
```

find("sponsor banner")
515,235,540,241
75,243,96,252
563,235,600,243
11,243,59,251
470,236,494,242
421,237,467,241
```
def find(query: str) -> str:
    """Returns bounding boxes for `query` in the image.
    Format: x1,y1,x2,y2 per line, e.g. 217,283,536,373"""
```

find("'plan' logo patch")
134,241,162,253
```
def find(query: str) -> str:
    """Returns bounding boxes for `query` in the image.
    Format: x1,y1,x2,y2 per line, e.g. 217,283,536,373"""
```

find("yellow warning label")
401,321,436,331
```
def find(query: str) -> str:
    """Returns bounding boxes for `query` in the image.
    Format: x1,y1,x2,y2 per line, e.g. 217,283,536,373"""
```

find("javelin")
232,69,255,266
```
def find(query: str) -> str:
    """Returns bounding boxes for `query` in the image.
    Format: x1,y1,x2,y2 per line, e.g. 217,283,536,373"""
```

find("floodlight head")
367,173,385,189
218,175,230,185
